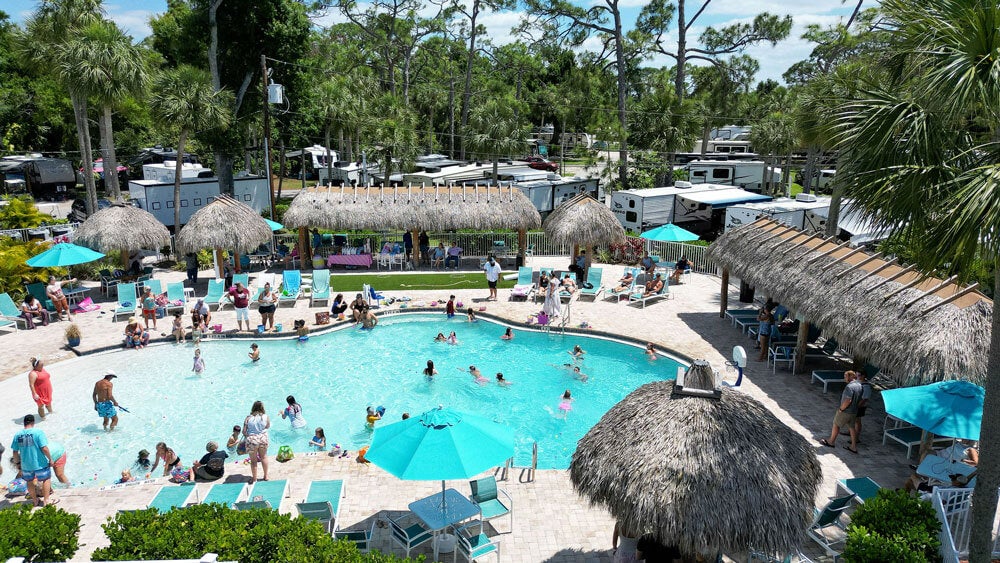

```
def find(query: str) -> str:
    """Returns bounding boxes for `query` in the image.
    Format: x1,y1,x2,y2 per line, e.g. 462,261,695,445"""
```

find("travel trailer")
284,145,338,180
511,176,600,216
317,161,382,186
610,182,766,233
672,188,772,238
686,160,781,193
128,165,269,229
0,156,76,201
724,193,832,232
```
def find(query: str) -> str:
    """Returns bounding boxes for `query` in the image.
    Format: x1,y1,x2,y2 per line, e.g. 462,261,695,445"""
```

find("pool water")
3,314,681,487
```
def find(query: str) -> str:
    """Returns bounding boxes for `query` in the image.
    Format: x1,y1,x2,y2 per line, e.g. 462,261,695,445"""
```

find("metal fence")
0,222,79,243
932,487,1000,563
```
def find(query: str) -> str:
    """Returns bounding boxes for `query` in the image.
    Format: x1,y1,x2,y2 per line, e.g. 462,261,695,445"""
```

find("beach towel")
72,297,101,313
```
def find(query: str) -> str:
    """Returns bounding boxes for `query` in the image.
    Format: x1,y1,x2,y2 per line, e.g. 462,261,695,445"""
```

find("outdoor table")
63,285,90,306
408,488,480,559
916,454,976,484
327,254,373,269
183,287,196,300
248,253,271,269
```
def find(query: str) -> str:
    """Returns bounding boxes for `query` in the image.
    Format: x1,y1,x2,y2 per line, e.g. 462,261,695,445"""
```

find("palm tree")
150,66,233,230
59,19,147,200
833,1,1000,559
363,94,418,185
466,97,529,181
20,0,102,215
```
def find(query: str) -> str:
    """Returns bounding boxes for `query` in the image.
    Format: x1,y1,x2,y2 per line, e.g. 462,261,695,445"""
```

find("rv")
401,161,524,186
724,193,832,232
284,145,338,180
672,188,773,238
128,167,269,229
691,125,753,154
611,182,732,232
816,169,836,191
141,162,213,183
0,156,76,201
686,160,781,193
805,199,890,245
317,161,382,186
512,177,600,216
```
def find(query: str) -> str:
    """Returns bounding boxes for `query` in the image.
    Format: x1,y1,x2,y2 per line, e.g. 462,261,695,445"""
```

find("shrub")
92,504,423,562
0,196,58,229
842,489,942,563
0,504,81,562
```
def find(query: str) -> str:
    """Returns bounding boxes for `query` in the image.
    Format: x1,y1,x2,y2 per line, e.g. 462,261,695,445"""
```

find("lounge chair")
534,269,555,303
113,282,138,321
806,337,841,359
279,270,301,306
577,267,604,301
810,370,847,394
724,308,758,326
836,477,881,504
250,273,277,304
100,269,119,295
310,269,331,307
509,267,536,301
141,278,163,297
165,282,187,314
25,283,55,312
233,500,272,511
243,479,288,511
469,476,512,533
387,513,434,558
200,482,248,508
629,276,670,308
334,521,376,553
203,279,225,311
749,549,816,562
296,479,345,534
454,520,501,563
881,424,953,459
148,483,197,512
0,293,29,329
364,284,384,308
605,269,639,303
806,494,855,556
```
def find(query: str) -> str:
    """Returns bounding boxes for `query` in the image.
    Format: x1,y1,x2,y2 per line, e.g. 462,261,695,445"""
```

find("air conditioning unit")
674,181,693,188
795,193,818,203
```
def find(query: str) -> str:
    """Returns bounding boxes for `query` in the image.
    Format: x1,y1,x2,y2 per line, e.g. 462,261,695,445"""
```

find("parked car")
69,197,136,223
525,156,559,172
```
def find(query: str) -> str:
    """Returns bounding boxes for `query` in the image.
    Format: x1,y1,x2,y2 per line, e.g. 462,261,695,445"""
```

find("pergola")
707,218,991,386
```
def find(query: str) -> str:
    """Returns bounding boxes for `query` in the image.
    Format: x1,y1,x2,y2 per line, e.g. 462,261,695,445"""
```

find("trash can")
739,281,755,303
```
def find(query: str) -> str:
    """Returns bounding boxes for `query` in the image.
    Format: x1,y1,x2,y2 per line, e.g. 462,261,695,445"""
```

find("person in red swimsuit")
28,357,54,419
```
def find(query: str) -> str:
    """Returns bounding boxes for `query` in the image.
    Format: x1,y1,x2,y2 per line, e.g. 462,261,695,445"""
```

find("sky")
6,0,858,84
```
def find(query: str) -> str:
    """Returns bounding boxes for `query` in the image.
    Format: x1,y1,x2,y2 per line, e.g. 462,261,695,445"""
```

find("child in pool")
248,343,260,362
423,360,438,378
117,469,134,484
496,372,511,386
560,364,589,383
309,427,326,450
192,348,205,374
172,311,185,343
282,395,307,429
558,389,574,415
226,426,241,453
501,327,514,340
469,365,488,384
133,449,152,473
446,331,458,345
466,308,477,322
446,295,456,318
645,342,657,359
191,312,205,344
434,332,447,342
569,345,586,360
365,406,382,428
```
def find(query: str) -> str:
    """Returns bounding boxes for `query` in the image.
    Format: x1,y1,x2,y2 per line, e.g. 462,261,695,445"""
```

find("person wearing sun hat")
124,316,149,349
93,371,120,431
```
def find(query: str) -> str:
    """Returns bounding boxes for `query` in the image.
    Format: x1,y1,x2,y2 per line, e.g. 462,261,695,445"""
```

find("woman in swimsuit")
281,395,307,429
446,331,458,345
28,357,54,419
469,365,488,384
423,360,438,378
258,282,276,331
150,442,181,477
433,332,447,342
501,327,514,340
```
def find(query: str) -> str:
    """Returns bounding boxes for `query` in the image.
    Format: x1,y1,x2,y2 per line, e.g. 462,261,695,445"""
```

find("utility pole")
260,54,275,221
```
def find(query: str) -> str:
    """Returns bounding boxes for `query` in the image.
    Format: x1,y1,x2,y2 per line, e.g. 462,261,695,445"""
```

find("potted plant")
65,323,81,347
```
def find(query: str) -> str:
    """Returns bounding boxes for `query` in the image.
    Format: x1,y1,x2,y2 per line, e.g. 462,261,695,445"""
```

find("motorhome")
686,160,780,193
611,182,732,233
401,161,523,186
672,188,773,238
724,193,832,232
128,166,269,229
284,145,338,180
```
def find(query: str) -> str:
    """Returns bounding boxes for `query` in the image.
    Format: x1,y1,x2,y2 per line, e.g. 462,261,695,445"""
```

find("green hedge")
93,504,423,562
0,504,81,562
842,489,942,562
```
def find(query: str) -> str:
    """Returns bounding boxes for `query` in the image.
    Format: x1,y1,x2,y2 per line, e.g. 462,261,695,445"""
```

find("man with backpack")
819,370,863,454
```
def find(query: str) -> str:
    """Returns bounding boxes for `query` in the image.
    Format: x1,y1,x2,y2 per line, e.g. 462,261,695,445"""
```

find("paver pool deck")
0,257,911,562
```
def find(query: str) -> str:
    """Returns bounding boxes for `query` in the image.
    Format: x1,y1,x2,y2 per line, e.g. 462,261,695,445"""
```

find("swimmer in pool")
558,389,574,416
469,365,488,384
434,332,447,342
192,348,205,374
569,345,586,360
423,360,438,378
365,406,382,428
496,373,511,386
226,426,241,453
249,343,260,362
559,364,589,383
309,428,326,450
501,327,514,340
467,308,477,322
446,331,458,344
645,342,657,359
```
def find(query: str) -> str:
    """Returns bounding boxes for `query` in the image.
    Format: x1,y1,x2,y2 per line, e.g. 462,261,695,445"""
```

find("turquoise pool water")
13,314,681,486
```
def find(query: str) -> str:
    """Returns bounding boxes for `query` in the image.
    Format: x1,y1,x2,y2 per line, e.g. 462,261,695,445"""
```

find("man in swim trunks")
227,281,251,332
93,371,120,431
11,414,55,507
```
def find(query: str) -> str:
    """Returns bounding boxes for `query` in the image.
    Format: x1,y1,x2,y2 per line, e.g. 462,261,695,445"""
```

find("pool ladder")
499,442,537,483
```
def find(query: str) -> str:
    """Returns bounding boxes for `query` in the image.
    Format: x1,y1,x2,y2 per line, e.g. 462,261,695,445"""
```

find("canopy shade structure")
264,219,283,231
570,361,821,558
283,185,541,231
677,188,771,208
707,219,992,386
640,223,699,242
882,381,984,441
543,193,625,248
175,195,272,255
26,242,105,267
72,202,171,254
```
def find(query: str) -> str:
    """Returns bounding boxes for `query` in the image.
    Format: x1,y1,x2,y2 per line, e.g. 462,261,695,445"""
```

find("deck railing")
932,487,1000,563
0,222,79,243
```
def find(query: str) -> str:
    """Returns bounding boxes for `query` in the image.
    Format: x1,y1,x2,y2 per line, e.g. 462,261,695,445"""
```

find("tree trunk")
70,92,97,215
325,126,333,187
459,1,480,161
969,263,1000,562
493,157,499,181
802,144,817,194
612,8,629,191
276,139,285,200
825,154,846,237
174,129,188,231
98,105,121,200
208,0,233,196
700,120,710,156
448,74,456,158
674,0,687,101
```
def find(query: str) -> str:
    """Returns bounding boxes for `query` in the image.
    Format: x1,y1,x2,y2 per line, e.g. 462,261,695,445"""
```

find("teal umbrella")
26,242,105,267
264,219,283,231
640,223,699,242
881,380,983,441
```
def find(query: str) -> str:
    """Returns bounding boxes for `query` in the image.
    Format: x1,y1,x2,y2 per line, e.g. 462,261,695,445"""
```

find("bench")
811,370,847,393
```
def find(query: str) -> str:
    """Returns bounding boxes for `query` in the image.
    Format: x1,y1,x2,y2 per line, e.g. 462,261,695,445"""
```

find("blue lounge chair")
806,494,855,556
201,482,248,508
0,293,29,329
203,279,225,311
469,476,512,533
629,274,669,308
534,269,554,303
810,370,847,394
233,500,272,511
249,273,278,304
836,477,881,504
605,268,639,303
310,269,331,307
279,270,301,306
509,267,535,301
113,282,137,321
141,278,163,297
296,479,345,534
577,267,604,301
165,282,187,314
148,483,197,512
454,520,501,563
25,283,55,312
246,479,288,510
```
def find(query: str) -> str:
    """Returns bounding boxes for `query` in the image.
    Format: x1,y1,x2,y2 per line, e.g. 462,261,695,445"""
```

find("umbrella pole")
214,247,225,279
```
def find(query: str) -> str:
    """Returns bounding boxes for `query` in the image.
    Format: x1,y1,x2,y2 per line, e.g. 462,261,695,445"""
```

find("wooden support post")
297,227,308,268
585,244,593,269
233,251,242,274
411,228,419,266
720,268,730,318
517,229,527,265
214,247,225,279
794,320,810,374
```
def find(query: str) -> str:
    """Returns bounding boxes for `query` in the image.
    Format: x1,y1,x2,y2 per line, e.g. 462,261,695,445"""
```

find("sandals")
819,439,835,448
844,445,859,454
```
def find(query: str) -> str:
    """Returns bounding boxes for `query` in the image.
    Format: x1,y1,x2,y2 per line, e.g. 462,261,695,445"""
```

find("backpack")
275,445,294,462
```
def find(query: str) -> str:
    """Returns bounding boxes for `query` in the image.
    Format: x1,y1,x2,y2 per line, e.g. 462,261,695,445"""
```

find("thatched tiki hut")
543,193,625,269
708,218,992,383
570,360,822,559
176,195,272,278
72,202,171,268
283,185,542,263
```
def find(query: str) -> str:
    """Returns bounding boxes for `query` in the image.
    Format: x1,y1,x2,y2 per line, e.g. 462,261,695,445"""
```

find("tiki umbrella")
570,360,822,558
543,193,625,268
176,195,272,278
72,202,171,267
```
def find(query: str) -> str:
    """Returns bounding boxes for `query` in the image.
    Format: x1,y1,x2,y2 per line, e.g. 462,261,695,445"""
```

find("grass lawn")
326,271,516,293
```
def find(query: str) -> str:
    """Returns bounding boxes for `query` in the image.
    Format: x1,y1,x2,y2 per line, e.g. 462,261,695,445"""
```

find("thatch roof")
570,361,821,557
543,194,625,248
72,203,170,252
707,219,992,385
282,185,541,231
175,195,272,254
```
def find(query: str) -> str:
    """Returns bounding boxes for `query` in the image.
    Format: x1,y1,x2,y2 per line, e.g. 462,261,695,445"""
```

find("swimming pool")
0,314,682,487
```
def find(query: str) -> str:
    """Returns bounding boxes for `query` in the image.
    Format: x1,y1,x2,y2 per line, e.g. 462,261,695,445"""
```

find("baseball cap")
105,370,118,379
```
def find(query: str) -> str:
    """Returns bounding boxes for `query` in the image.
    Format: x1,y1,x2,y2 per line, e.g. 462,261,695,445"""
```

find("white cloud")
702,0,851,17
104,5,154,39
478,10,523,46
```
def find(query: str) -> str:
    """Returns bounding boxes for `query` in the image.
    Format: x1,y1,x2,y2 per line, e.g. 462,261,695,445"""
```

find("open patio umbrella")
264,219,283,231
881,380,983,441
26,241,105,267
640,223,699,242
570,360,821,558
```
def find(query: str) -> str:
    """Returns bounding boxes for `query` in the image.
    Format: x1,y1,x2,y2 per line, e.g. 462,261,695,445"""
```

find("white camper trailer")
284,145,338,180
672,188,773,238
128,169,269,229
686,160,780,193
724,193,832,232
805,199,889,245
610,182,731,232
317,161,382,185
141,161,212,183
